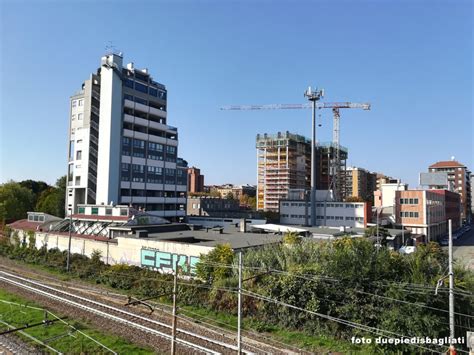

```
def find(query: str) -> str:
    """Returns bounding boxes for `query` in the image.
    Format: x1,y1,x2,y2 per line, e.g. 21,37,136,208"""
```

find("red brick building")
187,167,205,193
395,189,461,242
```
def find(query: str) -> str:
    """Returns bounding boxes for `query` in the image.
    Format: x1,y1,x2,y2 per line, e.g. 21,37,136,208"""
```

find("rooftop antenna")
105,41,122,56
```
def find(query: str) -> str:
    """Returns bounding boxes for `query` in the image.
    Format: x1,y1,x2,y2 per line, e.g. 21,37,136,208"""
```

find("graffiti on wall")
141,248,200,274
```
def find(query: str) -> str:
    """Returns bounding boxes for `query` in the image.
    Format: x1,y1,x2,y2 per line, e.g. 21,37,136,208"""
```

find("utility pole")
66,208,72,272
376,207,380,249
237,251,243,354
304,87,324,227
171,259,178,355
448,219,455,347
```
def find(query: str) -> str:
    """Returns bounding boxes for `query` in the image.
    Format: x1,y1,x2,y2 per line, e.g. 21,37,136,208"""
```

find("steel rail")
0,273,219,355
0,271,257,354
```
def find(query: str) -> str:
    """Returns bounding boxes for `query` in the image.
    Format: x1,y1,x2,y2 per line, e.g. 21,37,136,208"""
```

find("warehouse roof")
136,229,283,250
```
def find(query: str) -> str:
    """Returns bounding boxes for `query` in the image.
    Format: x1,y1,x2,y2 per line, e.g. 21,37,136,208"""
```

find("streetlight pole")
304,87,324,227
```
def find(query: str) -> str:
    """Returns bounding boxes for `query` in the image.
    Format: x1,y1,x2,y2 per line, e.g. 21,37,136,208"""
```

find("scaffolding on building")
256,132,348,212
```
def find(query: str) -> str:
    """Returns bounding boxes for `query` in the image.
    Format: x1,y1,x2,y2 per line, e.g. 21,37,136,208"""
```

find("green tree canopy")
196,243,234,282
35,175,66,218
0,182,35,223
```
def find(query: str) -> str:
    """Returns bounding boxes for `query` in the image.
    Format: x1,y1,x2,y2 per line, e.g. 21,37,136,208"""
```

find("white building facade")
280,200,370,228
66,53,186,221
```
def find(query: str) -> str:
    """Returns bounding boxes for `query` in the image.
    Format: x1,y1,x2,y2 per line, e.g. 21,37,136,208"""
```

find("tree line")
0,177,66,223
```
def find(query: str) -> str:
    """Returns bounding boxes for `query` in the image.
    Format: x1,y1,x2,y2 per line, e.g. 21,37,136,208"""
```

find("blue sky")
0,0,472,187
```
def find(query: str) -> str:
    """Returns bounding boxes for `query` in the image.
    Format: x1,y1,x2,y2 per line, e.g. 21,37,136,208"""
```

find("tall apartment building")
471,173,474,217
66,53,187,221
256,132,310,212
428,160,471,222
187,167,205,193
342,167,377,201
256,131,346,212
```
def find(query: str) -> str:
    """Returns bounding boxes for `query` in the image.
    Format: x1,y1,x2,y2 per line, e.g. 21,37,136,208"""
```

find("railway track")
0,270,257,354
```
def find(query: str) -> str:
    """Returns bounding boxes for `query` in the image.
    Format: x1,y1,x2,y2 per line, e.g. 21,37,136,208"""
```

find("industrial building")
8,207,281,274
256,131,347,212
279,197,370,228
66,52,187,221
428,160,472,223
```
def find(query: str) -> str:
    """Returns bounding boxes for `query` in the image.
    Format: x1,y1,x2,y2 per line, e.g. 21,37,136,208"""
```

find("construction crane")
220,101,371,201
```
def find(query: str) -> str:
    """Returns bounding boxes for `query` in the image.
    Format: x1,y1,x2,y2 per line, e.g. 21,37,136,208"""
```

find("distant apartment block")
342,167,377,201
374,182,408,208
376,173,400,191
428,160,471,222
395,189,461,241
471,173,474,217
256,131,347,212
187,196,239,216
66,53,187,221
187,167,205,193
207,184,256,199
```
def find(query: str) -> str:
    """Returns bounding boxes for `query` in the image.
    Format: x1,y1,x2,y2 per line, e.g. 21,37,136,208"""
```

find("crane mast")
221,98,370,205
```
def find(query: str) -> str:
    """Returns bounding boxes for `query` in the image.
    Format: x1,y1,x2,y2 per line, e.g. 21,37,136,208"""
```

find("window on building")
133,139,146,158
134,96,147,105
78,113,83,120
122,137,131,156
72,100,77,107
132,164,145,182
166,146,176,154
149,87,158,97
71,114,76,120
147,166,163,184
78,207,85,214
91,207,99,215
135,82,148,94
76,150,82,160
120,208,128,216
78,99,84,106
121,163,130,181
105,208,112,215
124,79,134,88
124,94,134,101
75,176,81,185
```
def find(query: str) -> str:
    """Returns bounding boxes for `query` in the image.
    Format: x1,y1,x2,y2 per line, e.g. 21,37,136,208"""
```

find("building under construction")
256,131,347,212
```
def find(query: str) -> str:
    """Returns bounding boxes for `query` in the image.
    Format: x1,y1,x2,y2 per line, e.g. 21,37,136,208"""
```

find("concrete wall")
32,232,212,273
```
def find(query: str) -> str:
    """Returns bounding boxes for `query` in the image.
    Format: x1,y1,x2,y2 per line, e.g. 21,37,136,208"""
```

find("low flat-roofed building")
280,199,371,228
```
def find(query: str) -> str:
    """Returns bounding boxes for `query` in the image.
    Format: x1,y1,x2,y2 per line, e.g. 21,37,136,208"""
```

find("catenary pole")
171,259,178,354
448,219,455,346
237,251,243,354
66,209,72,272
